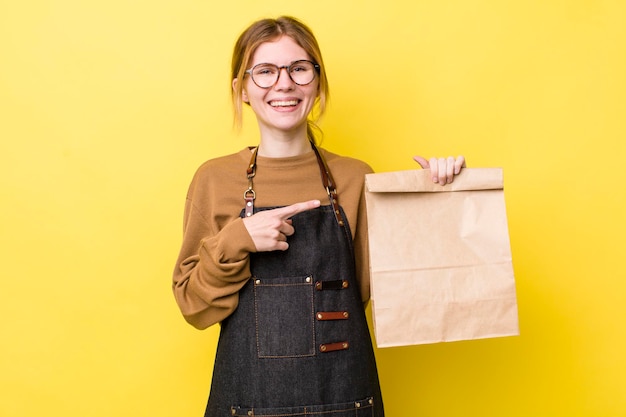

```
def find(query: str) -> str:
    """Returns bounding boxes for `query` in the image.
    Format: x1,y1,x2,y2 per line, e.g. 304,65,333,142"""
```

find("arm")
172,182,323,329
172,178,256,329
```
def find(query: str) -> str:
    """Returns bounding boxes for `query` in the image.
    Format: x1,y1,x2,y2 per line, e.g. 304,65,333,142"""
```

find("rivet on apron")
319,341,349,352
230,408,236,416
247,410,254,416
255,279,260,285
305,276,311,283
369,398,374,405
316,311,349,321
355,402,361,408
315,280,349,291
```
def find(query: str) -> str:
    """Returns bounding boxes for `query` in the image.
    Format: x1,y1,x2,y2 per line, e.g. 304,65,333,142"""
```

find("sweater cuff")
213,217,257,262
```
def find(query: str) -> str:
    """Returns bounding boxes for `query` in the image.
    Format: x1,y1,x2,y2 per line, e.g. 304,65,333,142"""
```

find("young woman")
172,16,465,417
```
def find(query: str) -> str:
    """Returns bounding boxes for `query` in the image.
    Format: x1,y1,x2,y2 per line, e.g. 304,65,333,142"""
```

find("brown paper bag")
364,168,519,347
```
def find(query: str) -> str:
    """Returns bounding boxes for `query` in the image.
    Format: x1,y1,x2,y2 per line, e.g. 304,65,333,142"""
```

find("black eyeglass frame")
245,60,321,89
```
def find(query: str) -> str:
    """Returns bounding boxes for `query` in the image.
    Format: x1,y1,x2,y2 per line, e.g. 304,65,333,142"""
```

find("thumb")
413,155,430,169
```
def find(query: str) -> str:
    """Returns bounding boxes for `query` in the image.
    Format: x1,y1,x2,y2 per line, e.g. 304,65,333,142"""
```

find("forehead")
251,36,311,65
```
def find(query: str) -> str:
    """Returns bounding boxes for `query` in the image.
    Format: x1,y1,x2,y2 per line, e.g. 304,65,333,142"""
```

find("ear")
232,78,249,103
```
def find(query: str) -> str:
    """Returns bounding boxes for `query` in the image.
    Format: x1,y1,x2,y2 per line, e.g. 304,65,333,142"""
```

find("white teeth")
270,100,298,107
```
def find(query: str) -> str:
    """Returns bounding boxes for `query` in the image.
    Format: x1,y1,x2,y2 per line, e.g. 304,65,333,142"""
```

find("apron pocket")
231,397,375,417
254,275,315,358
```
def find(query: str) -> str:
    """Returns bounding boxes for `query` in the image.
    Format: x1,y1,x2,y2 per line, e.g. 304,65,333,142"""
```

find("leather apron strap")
244,141,346,227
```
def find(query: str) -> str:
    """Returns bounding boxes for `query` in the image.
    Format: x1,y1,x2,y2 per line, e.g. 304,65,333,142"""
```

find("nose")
274,66,295,89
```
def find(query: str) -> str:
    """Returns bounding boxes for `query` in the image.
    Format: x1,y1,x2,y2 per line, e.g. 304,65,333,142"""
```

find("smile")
269,100,300,107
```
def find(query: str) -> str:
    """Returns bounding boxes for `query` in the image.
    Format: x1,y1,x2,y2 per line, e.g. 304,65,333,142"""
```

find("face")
236,36,319,138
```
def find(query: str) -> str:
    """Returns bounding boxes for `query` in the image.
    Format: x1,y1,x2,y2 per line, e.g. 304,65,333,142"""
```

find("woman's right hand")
242,200,321,252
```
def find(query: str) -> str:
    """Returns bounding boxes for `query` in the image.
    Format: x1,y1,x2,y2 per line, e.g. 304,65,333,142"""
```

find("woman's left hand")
413,155,466,185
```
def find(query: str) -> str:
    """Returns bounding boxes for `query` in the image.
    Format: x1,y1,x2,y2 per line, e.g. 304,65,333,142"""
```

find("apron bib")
204,144,384,417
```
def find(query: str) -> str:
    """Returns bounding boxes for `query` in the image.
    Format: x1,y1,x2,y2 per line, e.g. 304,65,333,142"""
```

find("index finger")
274,200,321,220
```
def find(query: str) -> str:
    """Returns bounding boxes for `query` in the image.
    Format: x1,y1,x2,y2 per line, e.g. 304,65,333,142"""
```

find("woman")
172,16,465,417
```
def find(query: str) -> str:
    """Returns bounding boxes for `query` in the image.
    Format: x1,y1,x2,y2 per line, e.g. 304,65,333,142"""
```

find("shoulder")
186,148,252,197
195,148,251,175
321,148,374,178
319,148,374,200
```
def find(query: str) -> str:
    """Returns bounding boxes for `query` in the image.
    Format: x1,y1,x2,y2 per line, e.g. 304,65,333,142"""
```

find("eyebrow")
250,59,312,66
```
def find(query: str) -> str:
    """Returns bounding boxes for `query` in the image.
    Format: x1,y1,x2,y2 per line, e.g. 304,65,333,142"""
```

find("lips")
269,99,300,107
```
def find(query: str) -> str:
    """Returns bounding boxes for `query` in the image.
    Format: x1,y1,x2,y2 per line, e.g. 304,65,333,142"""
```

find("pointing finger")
274,200,321,220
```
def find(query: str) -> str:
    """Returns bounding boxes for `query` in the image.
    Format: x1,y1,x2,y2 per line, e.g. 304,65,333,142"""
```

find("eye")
291,62,311,73
253,64,277,76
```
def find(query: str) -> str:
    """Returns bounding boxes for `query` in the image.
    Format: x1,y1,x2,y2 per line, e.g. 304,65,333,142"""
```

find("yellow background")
1,1,625,416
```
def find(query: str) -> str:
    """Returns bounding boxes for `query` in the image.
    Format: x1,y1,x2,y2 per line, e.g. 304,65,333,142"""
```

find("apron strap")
244,141,346,227
309,141,345,227
244,146,258,218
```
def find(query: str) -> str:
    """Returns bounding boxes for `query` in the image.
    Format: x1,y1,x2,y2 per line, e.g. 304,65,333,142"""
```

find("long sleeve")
171,151,259,329
172,186,257,329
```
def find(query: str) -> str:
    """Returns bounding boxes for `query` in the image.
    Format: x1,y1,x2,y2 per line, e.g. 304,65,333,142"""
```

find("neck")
257,125,311,158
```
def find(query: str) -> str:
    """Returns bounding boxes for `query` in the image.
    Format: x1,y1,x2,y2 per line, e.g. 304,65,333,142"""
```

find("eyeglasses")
245,60,320,89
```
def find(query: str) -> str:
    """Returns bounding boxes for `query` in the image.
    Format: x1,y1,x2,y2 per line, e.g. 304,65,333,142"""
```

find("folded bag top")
365,167,503,193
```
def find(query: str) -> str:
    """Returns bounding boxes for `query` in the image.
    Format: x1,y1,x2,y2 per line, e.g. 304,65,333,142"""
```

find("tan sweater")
172,147,374,329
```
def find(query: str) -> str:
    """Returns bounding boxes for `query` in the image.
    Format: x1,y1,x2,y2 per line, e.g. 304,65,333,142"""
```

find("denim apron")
204,144,384,417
